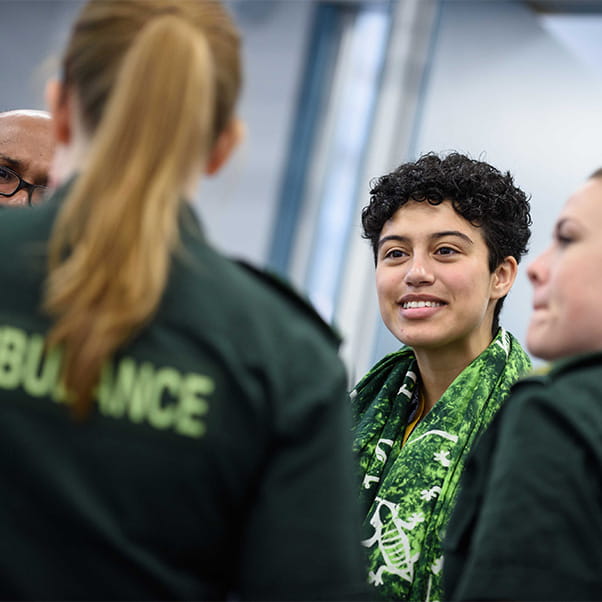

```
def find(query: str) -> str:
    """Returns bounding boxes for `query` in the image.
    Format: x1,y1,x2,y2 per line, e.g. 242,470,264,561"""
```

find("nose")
527,247,550,286
404,255,434,286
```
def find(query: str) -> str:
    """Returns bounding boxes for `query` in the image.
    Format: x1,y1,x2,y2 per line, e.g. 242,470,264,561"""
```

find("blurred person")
351,152,532,601
0,109,53,206
443,169,602,601
0,1,367,600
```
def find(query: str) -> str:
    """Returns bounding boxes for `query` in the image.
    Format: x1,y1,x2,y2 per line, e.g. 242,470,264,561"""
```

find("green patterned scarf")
351,329,530,601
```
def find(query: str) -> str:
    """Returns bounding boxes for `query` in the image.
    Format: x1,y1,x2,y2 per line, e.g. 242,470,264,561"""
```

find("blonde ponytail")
44,14,216,417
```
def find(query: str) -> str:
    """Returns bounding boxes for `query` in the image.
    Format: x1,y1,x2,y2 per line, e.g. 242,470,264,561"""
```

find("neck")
48,115,91,190
414,335,494,413
49,143,87,189
49,127,201,202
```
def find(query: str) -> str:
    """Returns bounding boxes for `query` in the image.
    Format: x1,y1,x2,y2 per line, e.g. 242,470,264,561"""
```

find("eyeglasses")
0,165,48,206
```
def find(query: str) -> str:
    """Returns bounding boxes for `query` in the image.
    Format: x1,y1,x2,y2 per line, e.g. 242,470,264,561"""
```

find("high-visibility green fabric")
352,329,531,601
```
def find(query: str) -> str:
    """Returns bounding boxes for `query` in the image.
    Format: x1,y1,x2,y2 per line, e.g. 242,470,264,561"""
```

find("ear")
490,256,518,300
45,78,71,145
205,117,245,175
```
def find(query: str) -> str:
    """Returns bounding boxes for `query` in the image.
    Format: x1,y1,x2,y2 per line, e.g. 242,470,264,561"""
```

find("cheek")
564,277,602,322
549,258,583,308
375,268,395,300
449,266,491,300
546,256,602,334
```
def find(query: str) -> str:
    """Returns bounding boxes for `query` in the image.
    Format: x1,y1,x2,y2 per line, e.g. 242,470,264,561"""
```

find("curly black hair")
362,152,532,334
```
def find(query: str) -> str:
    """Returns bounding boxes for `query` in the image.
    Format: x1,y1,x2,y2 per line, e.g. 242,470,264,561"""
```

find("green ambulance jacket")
443,351,602,601
0,185,367,601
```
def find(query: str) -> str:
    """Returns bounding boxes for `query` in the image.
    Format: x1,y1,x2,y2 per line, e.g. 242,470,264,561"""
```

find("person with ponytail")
0,1,367,599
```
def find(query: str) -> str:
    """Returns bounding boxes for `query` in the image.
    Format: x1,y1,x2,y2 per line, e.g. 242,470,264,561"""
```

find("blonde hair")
43,0,241,417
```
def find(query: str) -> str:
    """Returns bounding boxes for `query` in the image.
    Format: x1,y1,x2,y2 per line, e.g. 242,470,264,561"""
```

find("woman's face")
527,177,602,360
375,200,514,361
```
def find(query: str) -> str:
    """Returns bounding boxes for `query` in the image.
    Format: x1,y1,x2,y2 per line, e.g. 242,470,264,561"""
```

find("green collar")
528,349,602,382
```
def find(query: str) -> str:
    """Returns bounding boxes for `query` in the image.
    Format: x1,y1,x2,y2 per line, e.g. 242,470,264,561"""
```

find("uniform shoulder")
514,351,602,391
506,351,602,428
234,260,342,348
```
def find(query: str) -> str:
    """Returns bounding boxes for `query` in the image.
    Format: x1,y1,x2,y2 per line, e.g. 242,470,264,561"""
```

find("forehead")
380,199,484,240
561,178,602,226
0,113,54,179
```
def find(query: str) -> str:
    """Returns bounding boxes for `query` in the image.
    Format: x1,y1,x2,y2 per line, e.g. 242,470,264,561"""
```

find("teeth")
402,300,443,309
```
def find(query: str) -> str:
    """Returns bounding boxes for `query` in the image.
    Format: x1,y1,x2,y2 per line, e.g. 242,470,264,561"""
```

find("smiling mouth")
401,300,444,309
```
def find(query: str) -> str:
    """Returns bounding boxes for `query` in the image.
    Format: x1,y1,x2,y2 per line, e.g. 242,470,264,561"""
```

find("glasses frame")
0,165,48,206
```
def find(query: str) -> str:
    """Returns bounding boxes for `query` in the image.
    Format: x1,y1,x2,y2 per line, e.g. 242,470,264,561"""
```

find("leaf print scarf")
351,329,531,602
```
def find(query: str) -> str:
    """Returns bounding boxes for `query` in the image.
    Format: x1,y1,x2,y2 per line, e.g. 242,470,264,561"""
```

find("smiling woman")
351,151,533,601
375,200,507,398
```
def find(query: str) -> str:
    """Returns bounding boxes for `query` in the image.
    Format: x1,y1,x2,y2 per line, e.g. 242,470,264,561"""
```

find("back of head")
62,0,240,142
362,152,532,332
44,0,241,416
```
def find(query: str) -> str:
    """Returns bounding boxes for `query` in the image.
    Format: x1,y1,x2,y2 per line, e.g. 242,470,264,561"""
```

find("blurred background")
3,0,602,381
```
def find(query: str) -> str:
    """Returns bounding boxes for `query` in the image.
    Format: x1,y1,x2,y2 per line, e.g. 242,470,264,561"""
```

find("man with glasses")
0,109,54,207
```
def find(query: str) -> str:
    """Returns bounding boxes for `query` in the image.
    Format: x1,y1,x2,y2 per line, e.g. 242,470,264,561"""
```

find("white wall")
0,1,79,110
198,1,314,264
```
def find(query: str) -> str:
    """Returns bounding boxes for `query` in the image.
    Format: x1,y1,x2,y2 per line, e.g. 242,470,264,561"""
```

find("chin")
526,334,554,361
529,348,557,362
529,341,585,362
395,326,444,347
402,337,449,352
528,324,602,360
526,325,551,360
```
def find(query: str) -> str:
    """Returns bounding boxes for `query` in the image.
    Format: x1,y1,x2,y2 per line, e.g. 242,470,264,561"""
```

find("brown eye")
0,166,13,183
435,246,457,256
382,248,407,261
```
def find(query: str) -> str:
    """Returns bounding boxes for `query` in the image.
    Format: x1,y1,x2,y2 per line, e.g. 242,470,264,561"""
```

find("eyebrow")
0,153,48,186
0,153,22,171
377,230,474,250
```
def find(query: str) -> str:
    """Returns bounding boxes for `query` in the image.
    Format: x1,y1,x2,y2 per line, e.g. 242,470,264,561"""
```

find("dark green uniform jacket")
0,186,367,601
443,352,602,601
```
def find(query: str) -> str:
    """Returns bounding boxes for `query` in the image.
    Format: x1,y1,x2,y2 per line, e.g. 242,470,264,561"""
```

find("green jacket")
444,351,602,601
0,186,367,600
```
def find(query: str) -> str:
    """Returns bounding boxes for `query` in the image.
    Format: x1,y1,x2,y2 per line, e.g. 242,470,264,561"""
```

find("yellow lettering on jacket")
0,326,27,389
23,334,62,397
177,374,212,438
0,325,213,438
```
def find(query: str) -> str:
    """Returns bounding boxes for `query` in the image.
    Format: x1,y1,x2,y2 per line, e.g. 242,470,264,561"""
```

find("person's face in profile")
527,177,602,360
0,111,54,206
375,199,504,360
